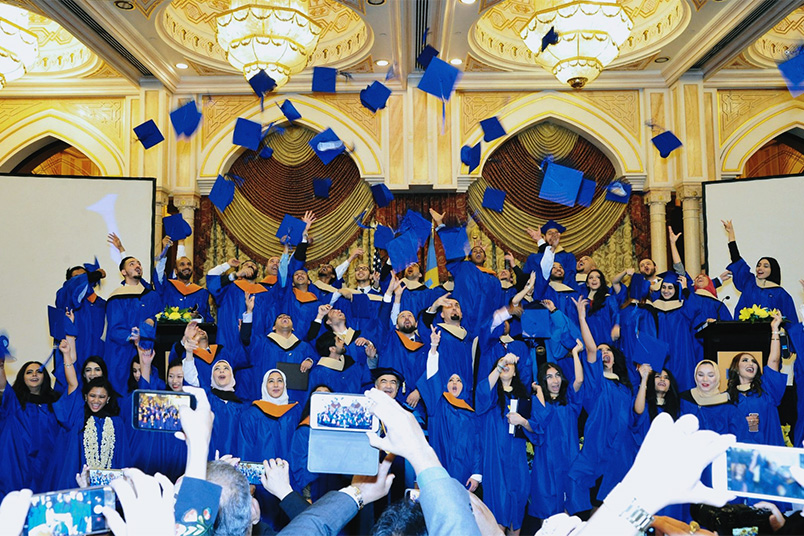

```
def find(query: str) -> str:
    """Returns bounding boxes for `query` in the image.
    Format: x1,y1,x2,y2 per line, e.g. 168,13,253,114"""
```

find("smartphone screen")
309,392,379,433
712,442,804,504
24,486,114,536
236,461,265,485
132,389,196,432
88,469,124,487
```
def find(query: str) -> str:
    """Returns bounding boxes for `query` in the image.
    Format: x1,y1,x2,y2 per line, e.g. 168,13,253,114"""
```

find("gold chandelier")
521,1,633,89
0,4,39,88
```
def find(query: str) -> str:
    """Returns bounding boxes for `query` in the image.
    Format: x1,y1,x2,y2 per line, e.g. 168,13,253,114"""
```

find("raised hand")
639,363,653,381
348,248,364,262
317,304,332,320
667,226,681,244
771,311,783,331
107,232,124,253
428,208,444,227
431,292,451,310
721,219,735,241
430,325,441,347
504,251,515,265
228,258,241,268
245,292,255,314
525,227,542,243
541,298,557,313
572,338,584,355
571,296,588,318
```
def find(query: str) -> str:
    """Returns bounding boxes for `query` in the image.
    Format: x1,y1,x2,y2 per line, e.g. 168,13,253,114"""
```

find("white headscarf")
261,368,288,405
211,359,236,391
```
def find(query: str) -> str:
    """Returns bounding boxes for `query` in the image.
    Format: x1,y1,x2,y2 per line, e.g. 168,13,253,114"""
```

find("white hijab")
211,359,236,391
261,368,289,405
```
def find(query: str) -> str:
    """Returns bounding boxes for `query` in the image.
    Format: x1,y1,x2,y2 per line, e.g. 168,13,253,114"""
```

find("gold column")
173,193,200,260
644,189,672,272
154,187,170,255
677,184,702,275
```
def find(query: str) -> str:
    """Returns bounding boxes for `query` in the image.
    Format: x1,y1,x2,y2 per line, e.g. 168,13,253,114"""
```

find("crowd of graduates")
1,207,804,535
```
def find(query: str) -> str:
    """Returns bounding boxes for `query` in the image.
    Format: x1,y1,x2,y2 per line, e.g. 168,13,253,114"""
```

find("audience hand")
351,458,395,505
102,468,175,536
261,458,294,501
535,513,584,536
176,386,215,480
467,492,502,534
752,502,785,532
0,488,32,536
75,464,90,488
650,516,715,536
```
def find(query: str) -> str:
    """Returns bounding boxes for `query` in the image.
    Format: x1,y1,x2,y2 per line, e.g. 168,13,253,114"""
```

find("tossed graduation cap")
633,332,669,372
521,308,551,339
47,306,66,341
482,187,506,213
137,321,156,351
539,159,583,207
260,146,274,159
309,128,345,165
541,26,559,52
276,214,306,246
279,100,302,123
480,116,506,142
387,231,419,272
83,257,100,273
460,143,481,173
233,117,263,151
576,178,596,207
779,49,804,97
350,293,374,320
651,130,683,158
374,225,395,250
371,183,394,208
605,181,632,204
62,274,90,310
248,69,277,102
312,66,337,93
360,80,392,113
540,219,566,234
209,174,236,213
0,333,11,361
170,100,202,138
313,178,332,199
133,119,164,149
417,45,439,69
418,57,460,102
163,213,192,241
398,209,432,248
438,226,470,261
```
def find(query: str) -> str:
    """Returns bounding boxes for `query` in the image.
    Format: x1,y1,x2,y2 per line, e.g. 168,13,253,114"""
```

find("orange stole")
475,265,497,276
169,279,203,296
396,331,424,351
193,345,219,365
293,288,318,303
253,400,298,418
443,392,474,411
234,280,268,294
300,416,310,426
87,293,98,304
260,275,278,286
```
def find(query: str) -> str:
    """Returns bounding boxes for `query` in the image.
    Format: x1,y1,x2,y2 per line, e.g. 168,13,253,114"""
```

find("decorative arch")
460,91,645,181
199,94,385,186
721,100,804,176
0,111,124,176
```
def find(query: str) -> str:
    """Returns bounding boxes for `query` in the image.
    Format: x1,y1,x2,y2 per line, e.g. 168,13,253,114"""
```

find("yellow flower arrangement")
156,305,199,323
738,305,782,323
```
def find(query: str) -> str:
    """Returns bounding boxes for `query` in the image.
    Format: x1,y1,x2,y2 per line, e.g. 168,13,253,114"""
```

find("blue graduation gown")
307,355,371,396
475,379,528,530
241,331,316,404
788,323,804,447
55,281,106,378
524,248,577,289
729,258,798,331
617,303,658,387
652,301,697,392
686,290,732,361
156,278,213,323
378,330,428,402
207,277,276,354
237,402,301,463
204,388,246,458
584,294,620,347
679,391,737,435
334,291,386,351
731,367,787,446
443,255,505,335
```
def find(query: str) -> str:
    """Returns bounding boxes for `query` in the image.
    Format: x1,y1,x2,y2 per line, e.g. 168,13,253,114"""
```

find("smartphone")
88,468,124,487
132,389,196,432
309,392,380,433
24,486,115,536
712,442,804,504
236,461,266,485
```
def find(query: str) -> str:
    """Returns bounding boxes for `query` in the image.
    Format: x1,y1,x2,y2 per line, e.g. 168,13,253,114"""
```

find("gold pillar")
173,193,200,260
154,187,170,255
677,184,702,275
644,189,672,272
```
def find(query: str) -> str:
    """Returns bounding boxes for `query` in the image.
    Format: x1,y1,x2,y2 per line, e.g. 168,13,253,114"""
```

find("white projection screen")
703,174,804,320
0,175,155,381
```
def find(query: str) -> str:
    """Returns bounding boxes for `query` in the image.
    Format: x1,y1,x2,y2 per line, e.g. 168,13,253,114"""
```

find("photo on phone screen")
236,461,265,485
712,442,804,504
132,389,196,432
88,468,124,487
24,486,114,536
309,393,379,433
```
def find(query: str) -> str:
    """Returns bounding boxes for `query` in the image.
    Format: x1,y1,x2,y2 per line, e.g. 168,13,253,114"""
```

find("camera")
690,503,773,535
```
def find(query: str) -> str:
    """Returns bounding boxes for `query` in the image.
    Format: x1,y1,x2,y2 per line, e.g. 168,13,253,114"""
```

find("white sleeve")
426,349,439,380
490,307,512,332
155,255,167,284
176,244,187,260
540,246,555,281
183,354,200,387
207,262,231,277
390,301,401,327
334,259,351,281
329,291,342,306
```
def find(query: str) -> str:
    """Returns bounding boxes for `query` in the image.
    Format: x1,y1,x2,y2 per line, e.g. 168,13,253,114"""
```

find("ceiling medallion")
0,4,39,88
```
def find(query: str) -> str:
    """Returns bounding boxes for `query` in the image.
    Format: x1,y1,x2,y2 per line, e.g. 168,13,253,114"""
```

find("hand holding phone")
24,486,114,536
132,389,196,432
712,442,804,504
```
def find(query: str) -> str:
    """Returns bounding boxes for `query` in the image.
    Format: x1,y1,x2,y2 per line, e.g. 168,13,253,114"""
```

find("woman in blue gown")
475,353,530,535
648,274,698,392
525,341,587,520
582,269,621,346
726,312,786,446
679,360,736,435
196,359,245,458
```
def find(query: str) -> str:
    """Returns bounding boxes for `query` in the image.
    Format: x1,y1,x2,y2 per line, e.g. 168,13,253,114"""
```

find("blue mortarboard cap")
656,270,682,287
482,187,506,213
438,226,470,261
417,45,439,69
605,181,632,204
48,306,66,341
312,66,337,93
480,116,506,142
279,100,301,122
309,128,345,165
276,214,306,246
521,309,551,339
460,143,481,173
540,220,566,234
248,69,277,98
133,119,164,149
350,293,373,319
387,232,419,272
360,80,392,113
651,131,683,158
83,256,100,273
779,51,804,97
0,334,10,360
138,321,156,351
539,160,583,207
233,117,263,151
399,210,431,248
541,26,559,52
313,178,332,198
170,100,202,138
210,174,235,213
163,213,192,241
633,332,669,372
371,366,404,384
371,183,394,208
576,178,596,207
417,57,460,101
374,225,395,250
259,146,274,159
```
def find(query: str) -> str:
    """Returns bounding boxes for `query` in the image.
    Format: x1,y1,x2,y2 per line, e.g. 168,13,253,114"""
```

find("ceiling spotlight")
114,1,134,10
176,62,189,70
654,56,670,63
367,0,386,4
449,58,463,65
459,0,477,4
375,59,389,67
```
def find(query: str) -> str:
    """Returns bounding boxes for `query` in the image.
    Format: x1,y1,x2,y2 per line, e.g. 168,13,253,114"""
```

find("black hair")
118,256,135,272
370,499,426,536
645,368,680,420
757,257,781,285
127,355,141,393
299,384,334,423
600,343,632,391
316,331,337,357
166,358,184,392
492,361,529,418
82,355,109,385
82,376,120,422
727,353,763,401
537,361,569,406
65,266,84,281
587,269,609,315
12,361,60,411
659,279,680,301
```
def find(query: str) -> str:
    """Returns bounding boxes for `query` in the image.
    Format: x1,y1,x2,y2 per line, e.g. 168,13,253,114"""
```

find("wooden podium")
695,320,772,366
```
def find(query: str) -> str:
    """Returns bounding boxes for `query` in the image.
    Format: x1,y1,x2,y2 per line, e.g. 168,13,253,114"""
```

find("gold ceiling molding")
134,0,167,19
463,54,507,73
690,0,707,11
718,90,798,145
345,55,374,73
185,58,234,76
480,0,506,10
332,0,364,15
0,99,42,130
460,93,517,139
201,95,261,143
0,0,44,16
315,93,381,143
723,52,763,70
85,62,125,79
611,52,658,71
739,7,804,69
573,91,641,139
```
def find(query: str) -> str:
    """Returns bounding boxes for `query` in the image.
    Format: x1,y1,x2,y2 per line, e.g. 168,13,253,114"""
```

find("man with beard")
311,248,364,304
154,237,213,322
306,306,378,369
575,255,598,293
332,260,385,351
524,220,577,288
307,330,371,395
542,261,582,327
103,233,162,394
395,262,445,320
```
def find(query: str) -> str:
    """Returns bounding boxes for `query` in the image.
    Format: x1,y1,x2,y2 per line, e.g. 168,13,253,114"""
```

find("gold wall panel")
684,84,702,178
650,92,669,183
704,92,716,180
574,90,642,139
201,95,262,144
387,94,404,186
316,94,382,144
412,91,428,183
134,0,167,19
460,92,518,140
437,100,452,187
718,90,800,145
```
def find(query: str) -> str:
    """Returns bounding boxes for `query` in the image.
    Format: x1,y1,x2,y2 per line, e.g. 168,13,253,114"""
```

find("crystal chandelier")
0,4,39,88
216,0,322,88
521,1,633,89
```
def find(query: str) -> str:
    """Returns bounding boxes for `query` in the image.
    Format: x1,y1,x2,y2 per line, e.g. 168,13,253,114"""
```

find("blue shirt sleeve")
417,466,481,536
